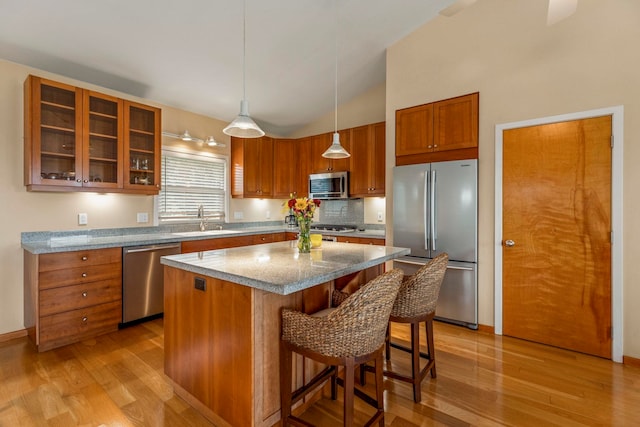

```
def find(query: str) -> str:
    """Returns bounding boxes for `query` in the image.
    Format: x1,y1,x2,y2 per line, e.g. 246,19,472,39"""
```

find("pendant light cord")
334,0,338,135
243,0,247,102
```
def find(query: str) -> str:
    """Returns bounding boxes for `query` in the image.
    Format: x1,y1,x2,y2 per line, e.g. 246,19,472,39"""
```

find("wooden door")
502,116,612,358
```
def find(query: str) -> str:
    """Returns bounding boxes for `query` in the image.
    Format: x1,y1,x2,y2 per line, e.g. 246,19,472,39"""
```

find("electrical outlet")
234,211,244,219
377,211,383,222
78,213,88,225
137,212,149,223
266,210,271,219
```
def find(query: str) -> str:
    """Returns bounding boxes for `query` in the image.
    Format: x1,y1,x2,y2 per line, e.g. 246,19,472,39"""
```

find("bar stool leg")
411,321,421,403
374,350,385,427
343,359,355,427
426,316,437,378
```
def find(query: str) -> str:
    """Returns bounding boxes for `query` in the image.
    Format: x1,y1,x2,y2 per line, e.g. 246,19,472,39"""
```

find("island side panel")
164,266,253,427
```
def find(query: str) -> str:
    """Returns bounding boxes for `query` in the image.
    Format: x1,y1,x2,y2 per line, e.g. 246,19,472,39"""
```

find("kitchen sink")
172,230,241,237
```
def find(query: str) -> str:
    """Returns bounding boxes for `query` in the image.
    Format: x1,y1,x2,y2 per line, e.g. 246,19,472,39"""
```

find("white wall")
386,0,640,358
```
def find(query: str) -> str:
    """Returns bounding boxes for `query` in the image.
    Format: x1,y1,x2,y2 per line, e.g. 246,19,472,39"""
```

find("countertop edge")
22,227,386,254
161,244,409,295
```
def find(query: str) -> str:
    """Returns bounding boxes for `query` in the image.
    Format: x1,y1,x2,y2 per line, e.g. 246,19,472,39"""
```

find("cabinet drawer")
40,278,121,317
39,300,122,351
39,263,122,290
39,247,121,272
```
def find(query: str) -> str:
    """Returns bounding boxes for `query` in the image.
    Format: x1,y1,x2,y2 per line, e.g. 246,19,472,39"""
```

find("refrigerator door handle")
431,169,436,251
446,265,474,271
424,172,429,251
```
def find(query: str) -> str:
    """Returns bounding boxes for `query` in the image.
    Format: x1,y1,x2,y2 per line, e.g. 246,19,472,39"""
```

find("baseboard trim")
623,355,640,368
0,329,27,343
477,324,495,334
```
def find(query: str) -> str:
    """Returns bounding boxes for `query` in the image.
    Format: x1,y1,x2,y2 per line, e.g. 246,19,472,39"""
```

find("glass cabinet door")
124,101,161,193
82,91,123,189
27,77,83,187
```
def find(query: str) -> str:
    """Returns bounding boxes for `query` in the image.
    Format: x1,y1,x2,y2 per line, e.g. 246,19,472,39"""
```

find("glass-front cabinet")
25,77,83,188
24,75,160,194
124,101,161,192
83,91,123,189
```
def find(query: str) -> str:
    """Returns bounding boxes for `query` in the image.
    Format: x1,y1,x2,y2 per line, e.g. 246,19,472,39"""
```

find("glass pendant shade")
224,100,264,138
322,132,350,159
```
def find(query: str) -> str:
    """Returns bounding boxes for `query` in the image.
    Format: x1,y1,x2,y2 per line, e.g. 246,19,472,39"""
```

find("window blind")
158,151,227,222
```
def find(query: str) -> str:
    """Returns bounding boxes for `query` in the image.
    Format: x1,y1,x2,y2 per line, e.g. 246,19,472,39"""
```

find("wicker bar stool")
384,253,448,403
280,268,404,427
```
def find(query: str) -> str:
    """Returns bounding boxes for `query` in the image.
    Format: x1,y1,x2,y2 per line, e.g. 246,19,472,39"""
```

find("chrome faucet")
197,204,207,231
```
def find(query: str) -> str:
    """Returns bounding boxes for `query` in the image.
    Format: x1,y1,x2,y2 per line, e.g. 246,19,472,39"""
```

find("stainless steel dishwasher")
122,243,181,325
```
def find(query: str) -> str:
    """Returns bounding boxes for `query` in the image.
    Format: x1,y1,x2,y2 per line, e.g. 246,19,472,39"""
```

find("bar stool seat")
280,268,404,427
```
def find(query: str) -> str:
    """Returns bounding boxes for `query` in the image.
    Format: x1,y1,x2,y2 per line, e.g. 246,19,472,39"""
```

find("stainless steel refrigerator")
392,159,478,329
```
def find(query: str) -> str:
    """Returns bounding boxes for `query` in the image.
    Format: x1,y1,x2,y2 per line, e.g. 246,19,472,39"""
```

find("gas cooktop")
310,224,357,233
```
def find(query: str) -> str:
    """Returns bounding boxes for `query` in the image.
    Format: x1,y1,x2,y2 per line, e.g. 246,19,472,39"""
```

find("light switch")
377,211,383,222
78,213,88,225
137,212,149,223
234,211,244,219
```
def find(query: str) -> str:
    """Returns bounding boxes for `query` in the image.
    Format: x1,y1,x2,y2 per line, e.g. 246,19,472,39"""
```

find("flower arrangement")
284,195,321,253
287,196,321,222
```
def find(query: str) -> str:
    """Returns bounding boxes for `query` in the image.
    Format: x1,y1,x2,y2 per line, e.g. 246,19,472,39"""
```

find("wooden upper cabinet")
24,76,83,189
24,75,161,194
396,103,433,157
231,136,274,198
349,122,385,197
396,92,478,166
296,137,311,198
123,101,161,194
310,130,350,173
433,92,478,152
83,91,124,190
273,138,298,198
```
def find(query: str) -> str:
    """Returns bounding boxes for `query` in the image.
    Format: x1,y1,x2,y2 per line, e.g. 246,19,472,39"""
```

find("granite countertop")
21,225,386,254
160,240,408,295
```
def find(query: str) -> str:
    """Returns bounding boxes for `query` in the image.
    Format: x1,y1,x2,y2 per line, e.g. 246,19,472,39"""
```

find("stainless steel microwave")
308,171,349,199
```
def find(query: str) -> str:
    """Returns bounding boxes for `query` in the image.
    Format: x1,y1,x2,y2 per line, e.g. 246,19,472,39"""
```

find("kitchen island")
160,241,409,427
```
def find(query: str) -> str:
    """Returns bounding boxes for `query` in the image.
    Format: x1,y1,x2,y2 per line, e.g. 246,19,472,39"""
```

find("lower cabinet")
181,232,287,253
335,236,385,245
24,247,122,352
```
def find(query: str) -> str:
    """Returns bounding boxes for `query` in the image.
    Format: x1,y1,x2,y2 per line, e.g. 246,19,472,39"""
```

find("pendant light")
322,0,350,159
223,0,265,138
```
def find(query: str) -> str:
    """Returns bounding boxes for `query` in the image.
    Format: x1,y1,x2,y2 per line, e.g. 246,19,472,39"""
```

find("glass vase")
297,219,311,253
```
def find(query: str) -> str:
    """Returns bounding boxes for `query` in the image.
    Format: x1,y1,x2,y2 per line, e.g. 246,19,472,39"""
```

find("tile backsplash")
316,199,382,229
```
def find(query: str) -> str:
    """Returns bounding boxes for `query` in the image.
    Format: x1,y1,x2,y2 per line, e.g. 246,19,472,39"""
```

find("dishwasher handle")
123,243,181,254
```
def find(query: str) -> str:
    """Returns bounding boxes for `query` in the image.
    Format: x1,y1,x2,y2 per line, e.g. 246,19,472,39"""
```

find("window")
157,148,227,223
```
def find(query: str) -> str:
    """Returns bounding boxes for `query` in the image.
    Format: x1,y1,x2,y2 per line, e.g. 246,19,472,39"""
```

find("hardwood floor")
1,318,639,426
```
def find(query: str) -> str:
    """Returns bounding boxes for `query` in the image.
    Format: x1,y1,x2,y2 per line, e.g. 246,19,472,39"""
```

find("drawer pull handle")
81,256,88,261
82,291,88,298
82,316,88,323
82,273,88,278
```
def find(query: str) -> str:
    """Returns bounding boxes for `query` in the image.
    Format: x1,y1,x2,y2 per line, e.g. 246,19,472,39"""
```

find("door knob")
504,239,515,247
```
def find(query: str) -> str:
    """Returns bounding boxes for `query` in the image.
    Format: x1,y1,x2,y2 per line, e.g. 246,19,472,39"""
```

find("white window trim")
153,146,230,226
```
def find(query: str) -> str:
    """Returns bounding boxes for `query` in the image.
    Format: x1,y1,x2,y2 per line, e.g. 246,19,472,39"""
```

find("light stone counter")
160,240,409,295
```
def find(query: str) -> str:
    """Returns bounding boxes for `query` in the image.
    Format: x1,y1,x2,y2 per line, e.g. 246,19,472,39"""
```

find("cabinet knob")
82,291,88,298
81,272,87,278
76,179,82,183
83,179,89,183
434,144,438,148
427,145,432,148
81,256,88,261
82,316,88,323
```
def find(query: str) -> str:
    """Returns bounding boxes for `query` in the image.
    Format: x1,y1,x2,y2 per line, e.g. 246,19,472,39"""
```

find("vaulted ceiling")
0,0,458,136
